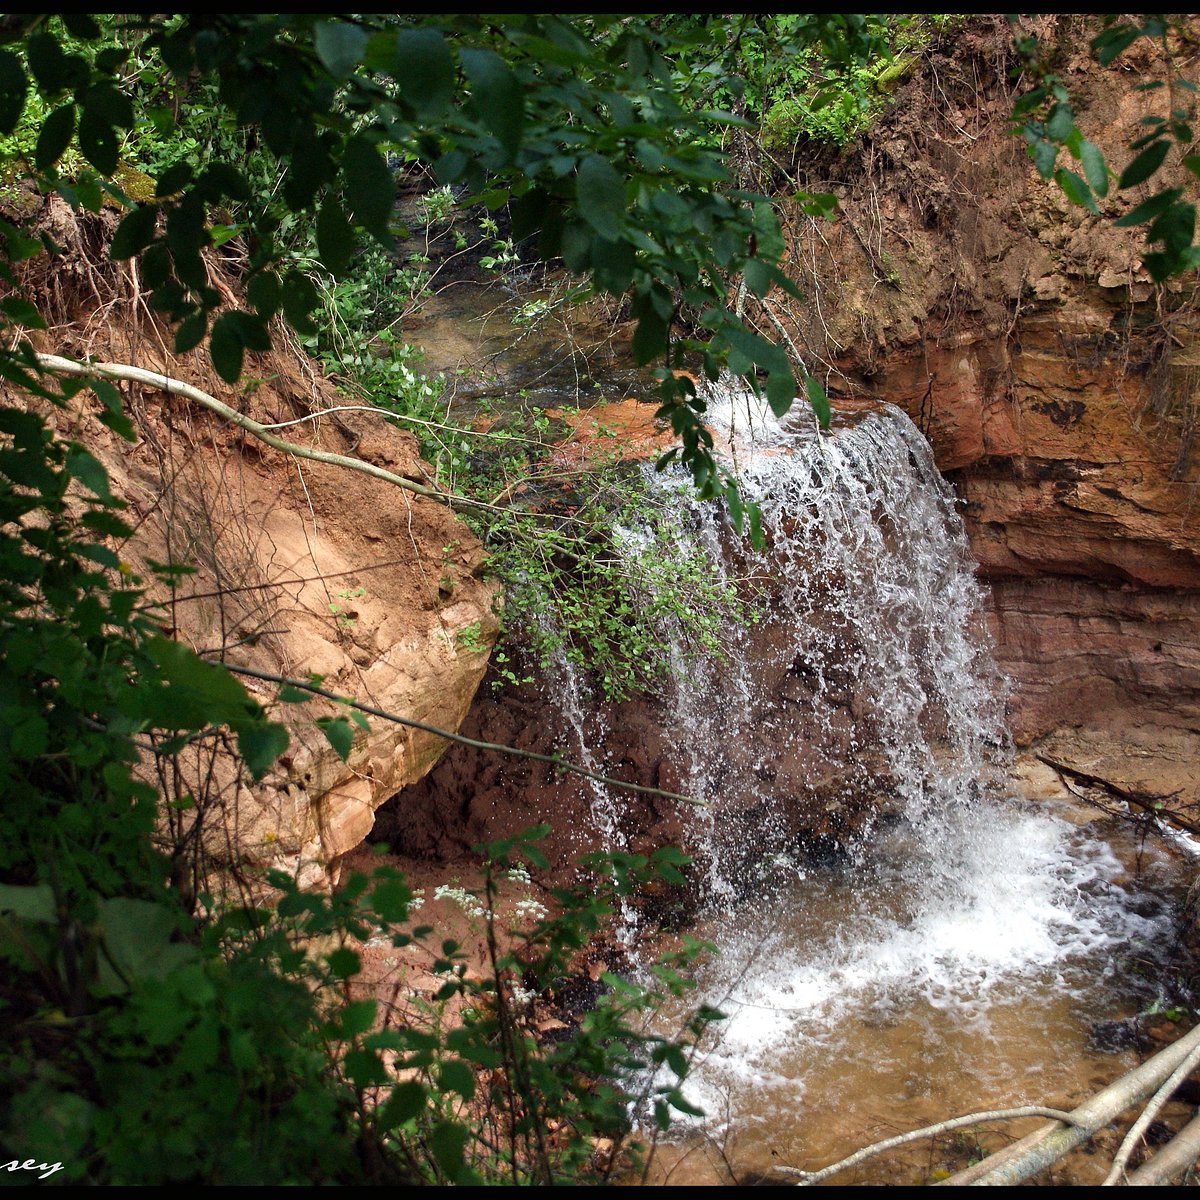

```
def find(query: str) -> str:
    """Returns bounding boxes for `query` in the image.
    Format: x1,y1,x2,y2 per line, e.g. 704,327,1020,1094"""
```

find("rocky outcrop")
767,17,1200,813
11,201,500,888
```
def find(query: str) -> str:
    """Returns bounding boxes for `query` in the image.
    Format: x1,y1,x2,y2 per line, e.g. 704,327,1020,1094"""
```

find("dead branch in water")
772,1106,1081,1186
1036,753,1200,837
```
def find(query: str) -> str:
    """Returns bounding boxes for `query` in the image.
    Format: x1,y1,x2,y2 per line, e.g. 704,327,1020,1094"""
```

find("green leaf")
369,876,413,923
591,235,634,293
136,635,259,731
1119,139,1170,189
326,946,361,979
314,20,369,79
1091,23,1141,66
35,104,75,172
0,50,26,136
174,311,207,354
65,447,113,500
743,257,772,299
1080,140,1109,198
342,136,394,239
339,998,378,1037
766,367,796,419
344,1047,389,1088
393,28,454,117
576,154,625,242
95,898,194,995
246,271,281,318
317,716,355,762
1046,102,1073,142
429,1121,470,1181
209,311,244,383
1114,187,1182,227
378,1080,427,1129
155,161,193,197
631,305,668,365
461,48,524,159
237,721,289,780
1055,166,1099,213
111,205,159,260
0,883,55,922
806,373,831,429
61,14,102,39
0,296,45,329
316,198,356,279
437,1059,476,1101
1033,138,1057,180
196,162,250,203
725,480,743,532
280,268,319,335
27,32,81,93
1148,200,1196,257
78,109,119,176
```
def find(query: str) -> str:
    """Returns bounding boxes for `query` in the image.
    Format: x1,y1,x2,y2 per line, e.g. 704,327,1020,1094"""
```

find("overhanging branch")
225,662,705,809
34,352,499,517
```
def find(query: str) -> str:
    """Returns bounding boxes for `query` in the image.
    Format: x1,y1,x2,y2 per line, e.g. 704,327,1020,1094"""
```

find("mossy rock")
109,162,157,204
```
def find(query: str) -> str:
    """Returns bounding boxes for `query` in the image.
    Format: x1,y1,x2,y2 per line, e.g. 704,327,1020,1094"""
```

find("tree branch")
34,352,499,516
1102,1036,1200,1185
773,1106,1080,1186
1036,753,1199,835
223,662,706,809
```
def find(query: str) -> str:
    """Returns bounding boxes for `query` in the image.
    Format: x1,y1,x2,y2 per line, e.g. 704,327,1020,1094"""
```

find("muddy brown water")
635,797,1194,1186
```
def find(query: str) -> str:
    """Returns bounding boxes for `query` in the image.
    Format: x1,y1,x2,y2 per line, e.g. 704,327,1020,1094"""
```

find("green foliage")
1,9,1197,1187
490,471,749,704
735,15,948,156
0,13,890,520
1011,15,1200,281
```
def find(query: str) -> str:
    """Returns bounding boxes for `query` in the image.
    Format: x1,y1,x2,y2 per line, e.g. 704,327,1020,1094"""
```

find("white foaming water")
597,384,1183,1160
666,802,1177,1146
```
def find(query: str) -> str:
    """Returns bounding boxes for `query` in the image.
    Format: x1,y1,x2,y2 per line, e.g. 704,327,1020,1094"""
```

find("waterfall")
527,387,1181,1161
568,389,1011,900
608,389,1181,1160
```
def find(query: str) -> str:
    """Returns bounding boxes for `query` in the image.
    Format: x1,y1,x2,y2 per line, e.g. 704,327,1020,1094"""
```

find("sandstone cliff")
766,16,1200,813
8,197,500,889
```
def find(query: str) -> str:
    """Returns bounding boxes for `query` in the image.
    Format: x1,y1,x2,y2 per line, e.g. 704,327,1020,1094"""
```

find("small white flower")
434,884,486,919
509,984,537,1007
513,897,548,921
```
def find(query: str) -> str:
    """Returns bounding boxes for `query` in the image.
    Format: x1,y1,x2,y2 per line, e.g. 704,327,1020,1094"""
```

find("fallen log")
940,1020,1200,1186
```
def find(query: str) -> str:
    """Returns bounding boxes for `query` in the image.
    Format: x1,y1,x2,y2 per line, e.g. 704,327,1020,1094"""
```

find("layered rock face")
767,17,1200,809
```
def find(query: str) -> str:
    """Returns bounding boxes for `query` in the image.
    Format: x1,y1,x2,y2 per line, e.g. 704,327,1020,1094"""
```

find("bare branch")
223,662,706,809
774,1106,1080,1186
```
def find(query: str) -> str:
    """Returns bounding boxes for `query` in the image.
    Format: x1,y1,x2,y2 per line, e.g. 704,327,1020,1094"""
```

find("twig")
222,662,705,809
774,1106,1080,1186
1036,753,1199,835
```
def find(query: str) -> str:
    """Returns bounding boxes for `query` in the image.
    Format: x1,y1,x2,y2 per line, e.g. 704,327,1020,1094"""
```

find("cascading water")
528,385,1186,1182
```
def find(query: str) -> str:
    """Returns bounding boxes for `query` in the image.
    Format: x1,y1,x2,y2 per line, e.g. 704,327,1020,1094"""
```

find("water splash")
539,385,1009,891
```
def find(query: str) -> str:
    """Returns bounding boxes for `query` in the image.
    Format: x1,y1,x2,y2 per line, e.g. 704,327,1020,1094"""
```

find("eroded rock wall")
768,16,1200,806
11,198,500,888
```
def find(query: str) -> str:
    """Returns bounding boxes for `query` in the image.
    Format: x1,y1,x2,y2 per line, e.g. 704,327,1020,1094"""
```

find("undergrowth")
0,14,729,1185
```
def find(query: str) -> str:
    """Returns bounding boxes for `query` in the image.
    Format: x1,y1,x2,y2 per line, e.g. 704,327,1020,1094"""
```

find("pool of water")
639,797,1193,1186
